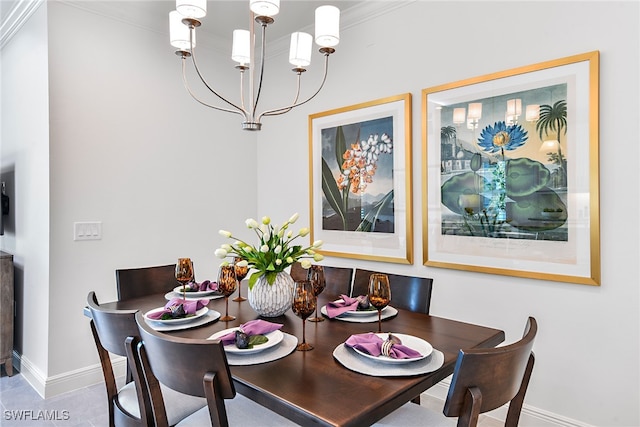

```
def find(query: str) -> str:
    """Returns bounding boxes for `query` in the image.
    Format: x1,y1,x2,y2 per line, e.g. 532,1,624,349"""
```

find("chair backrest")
86,291,142,426
116,264,177,301
290,262,353,300
351,268,433,314
443,317,537,427
131,311,235,427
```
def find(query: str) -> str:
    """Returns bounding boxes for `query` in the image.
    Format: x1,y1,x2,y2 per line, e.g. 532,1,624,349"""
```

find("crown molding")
0,0,44,50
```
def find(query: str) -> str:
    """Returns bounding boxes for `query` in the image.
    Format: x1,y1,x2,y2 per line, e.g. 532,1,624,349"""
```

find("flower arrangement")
215,213,323,290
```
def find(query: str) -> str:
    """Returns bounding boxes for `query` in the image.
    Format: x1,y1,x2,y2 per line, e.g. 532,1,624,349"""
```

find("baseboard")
422,379,594,427
13,351,126,399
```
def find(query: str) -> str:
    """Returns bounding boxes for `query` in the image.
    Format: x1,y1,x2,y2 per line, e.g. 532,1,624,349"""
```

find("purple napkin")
146,298,209,320
218,320,283,345
325,294,361,318
345,333,423,359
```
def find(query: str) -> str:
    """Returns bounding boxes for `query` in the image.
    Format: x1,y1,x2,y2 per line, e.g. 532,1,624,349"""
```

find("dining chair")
115,264,177,301
290,262,353,299
373,317,537,427
128,311,298,427
351,268,433,314
87,292,205,427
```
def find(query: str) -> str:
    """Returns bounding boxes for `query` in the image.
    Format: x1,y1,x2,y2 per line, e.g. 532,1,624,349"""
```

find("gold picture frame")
309,94,413,264
422,51,600,285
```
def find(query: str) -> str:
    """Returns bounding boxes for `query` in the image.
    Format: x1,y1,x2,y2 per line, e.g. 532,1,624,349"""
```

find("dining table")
87,282,505,426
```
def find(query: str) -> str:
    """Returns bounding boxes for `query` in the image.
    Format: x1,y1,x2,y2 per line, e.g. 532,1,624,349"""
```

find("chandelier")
169,0,340,131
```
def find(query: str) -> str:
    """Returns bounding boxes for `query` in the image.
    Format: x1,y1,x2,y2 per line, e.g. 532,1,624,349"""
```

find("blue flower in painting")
477,121,528,154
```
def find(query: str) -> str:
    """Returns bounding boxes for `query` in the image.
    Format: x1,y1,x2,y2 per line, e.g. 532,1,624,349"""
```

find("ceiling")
1,1,407,52
64,1,363,49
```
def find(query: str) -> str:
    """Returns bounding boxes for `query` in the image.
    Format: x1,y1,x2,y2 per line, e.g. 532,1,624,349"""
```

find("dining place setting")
143,257,231,331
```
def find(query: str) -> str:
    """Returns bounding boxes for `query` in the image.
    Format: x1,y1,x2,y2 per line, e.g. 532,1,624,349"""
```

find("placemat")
333,343,444,377
320,305,398,323
146,310,221,332
217,333,298,366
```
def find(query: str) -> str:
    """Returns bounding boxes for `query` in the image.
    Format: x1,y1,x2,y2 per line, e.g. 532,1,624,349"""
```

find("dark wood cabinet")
0,251,14,376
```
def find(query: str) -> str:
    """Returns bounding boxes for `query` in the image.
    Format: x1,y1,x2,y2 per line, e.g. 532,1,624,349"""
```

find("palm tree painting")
438,84,569,242
536,100,568,187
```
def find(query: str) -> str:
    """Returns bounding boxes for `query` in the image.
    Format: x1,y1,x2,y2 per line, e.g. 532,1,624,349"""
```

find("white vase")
248,271,294,317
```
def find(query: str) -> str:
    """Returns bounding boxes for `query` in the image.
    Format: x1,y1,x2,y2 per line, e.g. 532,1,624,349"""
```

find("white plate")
350,333,433,364
321,305,398,323
165,291,224,302
144,306,209,325
173,285,219,297
209,328,284,355
146,310,220,332
327,299,389,317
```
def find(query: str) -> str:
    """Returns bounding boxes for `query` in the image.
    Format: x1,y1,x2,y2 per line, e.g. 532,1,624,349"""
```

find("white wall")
256,1,639,427
0,2,51,384
1,0,258,393
1,1,638,426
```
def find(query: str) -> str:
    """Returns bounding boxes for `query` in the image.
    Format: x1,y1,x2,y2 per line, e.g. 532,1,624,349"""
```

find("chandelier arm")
181,58,247,118
187,27,248,116
258,53,331,119
250,22,268,120
256,74,302,118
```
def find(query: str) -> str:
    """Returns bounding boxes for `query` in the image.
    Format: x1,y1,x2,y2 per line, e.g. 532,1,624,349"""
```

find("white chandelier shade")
169,0,340,131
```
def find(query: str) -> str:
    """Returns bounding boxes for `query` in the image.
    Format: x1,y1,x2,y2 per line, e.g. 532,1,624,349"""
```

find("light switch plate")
74,221,102,241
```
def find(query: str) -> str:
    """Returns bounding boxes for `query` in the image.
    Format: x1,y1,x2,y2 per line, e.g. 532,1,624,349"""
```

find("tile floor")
1,368,502,426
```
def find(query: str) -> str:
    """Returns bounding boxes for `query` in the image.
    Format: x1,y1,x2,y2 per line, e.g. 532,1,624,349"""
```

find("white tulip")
214,248,228,258
245,218,259,229
275,259,282,266
298,227,310,237
288,213,299,224
219,230,232,238
300,259,312,269
313,253,324,262
221,244,232,251
262,216,271,225
286,257,294,264
260,244,269,253
235,259,249,267
274,245,282,254
312,240,323,248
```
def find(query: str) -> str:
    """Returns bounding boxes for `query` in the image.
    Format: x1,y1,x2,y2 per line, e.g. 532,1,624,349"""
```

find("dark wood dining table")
88,283,504,426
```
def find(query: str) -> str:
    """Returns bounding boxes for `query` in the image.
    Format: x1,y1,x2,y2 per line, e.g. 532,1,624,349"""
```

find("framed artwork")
309,94,413,264
422,51,600,285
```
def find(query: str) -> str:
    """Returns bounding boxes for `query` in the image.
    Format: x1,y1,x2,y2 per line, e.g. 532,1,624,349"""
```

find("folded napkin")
325,294,362,318
146,298,209,320
218,320,283,345
182,280,218,292
345,333,423,359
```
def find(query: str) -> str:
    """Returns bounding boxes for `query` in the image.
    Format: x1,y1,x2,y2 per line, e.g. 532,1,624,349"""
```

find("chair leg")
505,353,535,427
458,386,482,427
411,395,421,404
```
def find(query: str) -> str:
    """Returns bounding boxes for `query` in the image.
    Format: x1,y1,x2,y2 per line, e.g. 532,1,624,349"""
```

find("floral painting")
422,51,600,285
321,116,395,233
439,84,569,242
309,94,413,264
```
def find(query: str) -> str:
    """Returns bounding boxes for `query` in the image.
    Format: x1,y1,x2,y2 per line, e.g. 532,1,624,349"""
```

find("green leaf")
248,335,268,348
265,271,278,285
334,126,347,169
248,271,263,291
356,190,394,232
321,157,346,228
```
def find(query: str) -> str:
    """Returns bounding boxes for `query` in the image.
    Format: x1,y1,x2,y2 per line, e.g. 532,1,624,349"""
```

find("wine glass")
175,258,194,301
292,280,316,351
368,273,391,333
218,265,238,321
232,257,248,302
307,266,326,322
